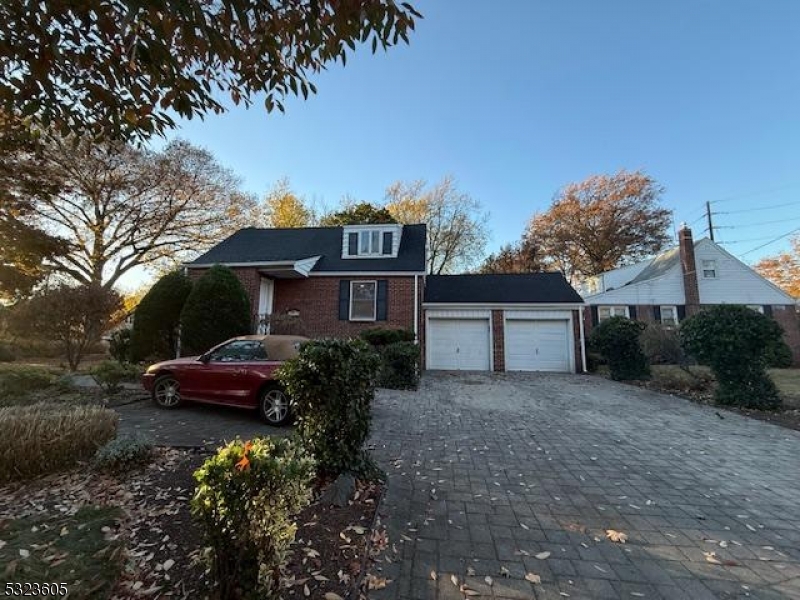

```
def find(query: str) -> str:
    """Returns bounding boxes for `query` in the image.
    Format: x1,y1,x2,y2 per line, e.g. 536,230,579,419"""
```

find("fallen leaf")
525,572,542,584
466,566,476,576
324,594,344,600
19,549,30,558
450,574,458,586
484,575,493,586
535,551,551,560
704,552,721,565
606,530,628,544
430,570,437,581
162,558,174,571
500,565,510,577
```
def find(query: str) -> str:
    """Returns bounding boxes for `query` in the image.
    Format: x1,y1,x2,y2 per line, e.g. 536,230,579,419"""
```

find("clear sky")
137,0,800,288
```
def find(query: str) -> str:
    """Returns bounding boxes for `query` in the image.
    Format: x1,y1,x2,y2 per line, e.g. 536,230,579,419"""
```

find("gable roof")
424,273,584,304
187,224,427,273
627,246,681,285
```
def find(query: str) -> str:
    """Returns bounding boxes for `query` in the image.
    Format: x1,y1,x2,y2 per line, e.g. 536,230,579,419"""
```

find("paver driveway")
368,372,800,600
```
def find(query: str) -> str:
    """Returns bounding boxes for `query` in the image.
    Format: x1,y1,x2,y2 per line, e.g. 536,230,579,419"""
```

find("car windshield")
207,340,268,362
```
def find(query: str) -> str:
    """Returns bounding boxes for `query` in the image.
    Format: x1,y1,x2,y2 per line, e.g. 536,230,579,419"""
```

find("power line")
720,215,800,229
707,182,800,205
716,200,800,215
739,227,800,257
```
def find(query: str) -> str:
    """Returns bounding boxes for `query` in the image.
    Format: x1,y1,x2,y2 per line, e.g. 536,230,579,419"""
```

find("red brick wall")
772,305,800,366
491,310,505,372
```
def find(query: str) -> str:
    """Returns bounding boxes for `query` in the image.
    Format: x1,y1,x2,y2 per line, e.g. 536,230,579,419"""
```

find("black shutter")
653,306,661,323
590,305,599,327
764,305,773,318
376,280,388,321
348,232,358,256
339,280,350,320
677,305,686,321
382,231,393,255
628,306,638,321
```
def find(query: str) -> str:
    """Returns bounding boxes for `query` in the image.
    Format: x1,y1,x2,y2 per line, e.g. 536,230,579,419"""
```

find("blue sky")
144,0,800,287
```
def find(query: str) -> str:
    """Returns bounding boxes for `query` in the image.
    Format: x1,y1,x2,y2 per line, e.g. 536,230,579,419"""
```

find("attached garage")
424,274,586,373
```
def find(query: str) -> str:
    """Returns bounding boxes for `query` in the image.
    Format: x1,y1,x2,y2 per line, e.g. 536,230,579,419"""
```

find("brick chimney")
678,224,700,315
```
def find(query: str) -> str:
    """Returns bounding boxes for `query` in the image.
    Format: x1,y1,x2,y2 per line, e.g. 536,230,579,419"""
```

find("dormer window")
344,225,400,258
359,230,382,255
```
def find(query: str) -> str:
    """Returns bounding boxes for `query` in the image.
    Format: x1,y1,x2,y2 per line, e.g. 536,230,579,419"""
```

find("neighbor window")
358,230,382,255
598,306,629,322
746,305,764,314
350,281,377,321
660,305,678,326
701,260,717,278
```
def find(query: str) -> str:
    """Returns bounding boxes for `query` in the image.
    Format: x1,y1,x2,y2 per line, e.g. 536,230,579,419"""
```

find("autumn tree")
25,138,257,289
386,177,489,274
1,1,421,142
524,170,671,281
480,240,543,274
755,236,800,298
0,114,66,300
262,178,315,228
320,202,397,226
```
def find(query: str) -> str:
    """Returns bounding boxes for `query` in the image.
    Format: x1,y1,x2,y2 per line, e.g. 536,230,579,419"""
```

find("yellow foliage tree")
755,236,800,298
262,179,314,228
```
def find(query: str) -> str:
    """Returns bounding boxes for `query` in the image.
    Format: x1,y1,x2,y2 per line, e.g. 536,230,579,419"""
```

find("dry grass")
769,368,800,408
0,403,118,483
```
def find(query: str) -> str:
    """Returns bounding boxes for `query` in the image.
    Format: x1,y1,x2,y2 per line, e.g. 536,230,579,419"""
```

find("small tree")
320,202,396,226
180,265,250,355
131,271,193,361
10,284,121,370
589,316,649,381
681,305,783,409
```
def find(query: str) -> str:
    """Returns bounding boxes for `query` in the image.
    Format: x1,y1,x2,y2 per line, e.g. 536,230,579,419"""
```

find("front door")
257,278,274,333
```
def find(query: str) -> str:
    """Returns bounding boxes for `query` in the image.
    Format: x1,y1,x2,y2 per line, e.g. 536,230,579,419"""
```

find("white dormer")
341,224,403,259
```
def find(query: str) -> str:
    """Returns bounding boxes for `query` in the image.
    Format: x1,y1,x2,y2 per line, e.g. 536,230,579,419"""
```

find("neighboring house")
580,225,800,364
185,225,588,373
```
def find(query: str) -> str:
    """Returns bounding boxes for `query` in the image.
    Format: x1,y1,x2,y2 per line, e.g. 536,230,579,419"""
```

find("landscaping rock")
319,472,356,507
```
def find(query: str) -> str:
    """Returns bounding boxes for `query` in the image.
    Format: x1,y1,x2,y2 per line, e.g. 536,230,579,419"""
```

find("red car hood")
147,356,201,370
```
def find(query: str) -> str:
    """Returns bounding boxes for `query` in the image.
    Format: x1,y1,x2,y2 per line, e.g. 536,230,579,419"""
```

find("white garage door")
427,318,491,371
505,319,570,372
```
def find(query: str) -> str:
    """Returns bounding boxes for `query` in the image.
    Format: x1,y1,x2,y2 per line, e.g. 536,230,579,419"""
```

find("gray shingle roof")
627,246,681,285
424,273,584,304
188,224,427,273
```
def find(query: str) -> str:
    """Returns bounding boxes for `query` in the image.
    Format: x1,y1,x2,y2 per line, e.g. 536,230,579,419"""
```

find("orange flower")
235,441,254,471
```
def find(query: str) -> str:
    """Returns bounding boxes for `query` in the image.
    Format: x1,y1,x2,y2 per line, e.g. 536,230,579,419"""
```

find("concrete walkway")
368,372,800,600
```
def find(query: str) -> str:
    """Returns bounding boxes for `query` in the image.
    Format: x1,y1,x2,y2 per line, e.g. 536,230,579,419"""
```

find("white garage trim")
425,310,493,371
503,310,575,372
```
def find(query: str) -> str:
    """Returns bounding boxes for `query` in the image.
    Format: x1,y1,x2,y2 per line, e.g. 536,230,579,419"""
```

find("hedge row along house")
185,224,588,373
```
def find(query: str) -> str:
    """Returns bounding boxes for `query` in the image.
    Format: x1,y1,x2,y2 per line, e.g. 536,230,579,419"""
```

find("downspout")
578,305,587,373
413,274,419,343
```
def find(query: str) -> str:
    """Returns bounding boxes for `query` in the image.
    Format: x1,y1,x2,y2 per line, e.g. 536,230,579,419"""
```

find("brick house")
578,225,800,365
185,225,588,373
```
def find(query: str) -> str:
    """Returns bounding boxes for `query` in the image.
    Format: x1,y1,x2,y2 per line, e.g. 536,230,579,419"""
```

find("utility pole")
705,201,715,241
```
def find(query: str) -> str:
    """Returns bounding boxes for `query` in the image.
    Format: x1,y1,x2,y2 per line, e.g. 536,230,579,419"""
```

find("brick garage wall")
768,305,800,366
491,310,504,372
572,310,584,373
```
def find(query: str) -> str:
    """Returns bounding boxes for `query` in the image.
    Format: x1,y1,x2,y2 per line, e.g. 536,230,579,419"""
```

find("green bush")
277,338,380,475
91,360,141,393
92,435,154,473
192,437,315,600
589,316,650,381
0,343,15,362
765,338,793,369
586,351,605,373
377,341,420,389
360,327,415,346
0,366,54,398
0,404,117,482
131,270,193,361
640,322,684,365
180,265,250,355
681,305,782,409
108,329,132,363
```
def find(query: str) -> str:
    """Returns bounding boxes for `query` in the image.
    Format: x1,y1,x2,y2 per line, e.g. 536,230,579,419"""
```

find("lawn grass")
0,505,124,599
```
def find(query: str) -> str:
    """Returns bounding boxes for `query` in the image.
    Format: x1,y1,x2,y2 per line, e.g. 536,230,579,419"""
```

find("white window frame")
746,305,764,314
598,306,629,322
349,280,377,321
357,230,382,256
701,259,717,279
660,305,678,326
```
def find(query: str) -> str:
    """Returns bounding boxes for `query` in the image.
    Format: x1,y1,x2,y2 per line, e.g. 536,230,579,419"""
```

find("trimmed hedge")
192,437,315,599
277,339,380,475
180,265,251,355
360,327,415,346
589,316,649,381
681,305,782,409
131,270,192,361
377,341,420,389
0,365,54,399
0,404,117,482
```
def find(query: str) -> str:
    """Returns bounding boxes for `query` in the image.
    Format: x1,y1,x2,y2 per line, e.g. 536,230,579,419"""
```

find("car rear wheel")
259,384,291,426
152,375,182,409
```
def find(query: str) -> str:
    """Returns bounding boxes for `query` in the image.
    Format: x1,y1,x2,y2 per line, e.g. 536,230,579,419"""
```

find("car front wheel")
152,375,182,409
259,384,291,426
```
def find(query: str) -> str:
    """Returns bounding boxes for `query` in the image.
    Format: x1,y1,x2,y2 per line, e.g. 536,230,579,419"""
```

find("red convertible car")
141,335,307,426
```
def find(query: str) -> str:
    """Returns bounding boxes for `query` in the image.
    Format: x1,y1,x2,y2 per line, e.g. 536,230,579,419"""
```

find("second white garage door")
427,318,491,371
505,319,570,372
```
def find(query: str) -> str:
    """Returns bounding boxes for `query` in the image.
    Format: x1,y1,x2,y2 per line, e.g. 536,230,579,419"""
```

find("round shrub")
131,270,192,361
589,316,649,381
377,341,420,389
91,360,142,393
93,434,154,473
680,305,783,409
765,338,793,369
192,436,315,600
179,265,250,355
277,338,380,475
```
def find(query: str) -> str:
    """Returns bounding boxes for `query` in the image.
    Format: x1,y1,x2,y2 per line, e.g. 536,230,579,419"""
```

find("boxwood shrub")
277,338,380,475
360,327,415,346
131,270,192,361
92,434,154,473
681,305,782,409
377,341,420,389
589,316,649,381
192,437,315,600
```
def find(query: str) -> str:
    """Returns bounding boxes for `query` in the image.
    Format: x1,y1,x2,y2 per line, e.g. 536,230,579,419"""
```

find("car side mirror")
199,353,211,363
